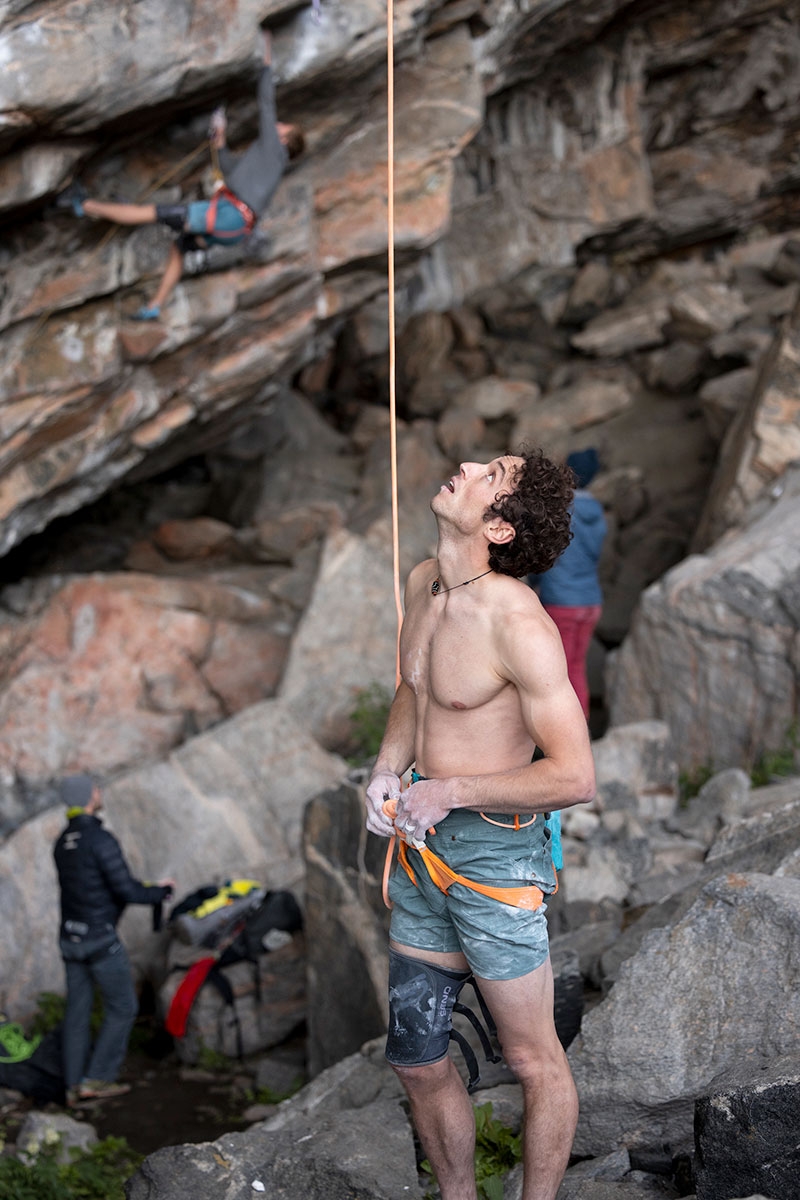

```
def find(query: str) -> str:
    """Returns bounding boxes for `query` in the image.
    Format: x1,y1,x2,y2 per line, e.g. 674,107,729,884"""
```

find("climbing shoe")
55,181,87,217
130,305,161,321
76,1079,131,1101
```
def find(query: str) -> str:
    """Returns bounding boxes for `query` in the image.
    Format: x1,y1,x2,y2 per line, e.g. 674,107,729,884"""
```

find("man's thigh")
475,956,560,1057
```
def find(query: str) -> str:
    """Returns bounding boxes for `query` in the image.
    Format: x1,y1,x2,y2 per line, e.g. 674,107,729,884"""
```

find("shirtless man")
365,447,596,1200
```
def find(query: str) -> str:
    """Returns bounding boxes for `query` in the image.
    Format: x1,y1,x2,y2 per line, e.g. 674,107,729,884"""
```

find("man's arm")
365,680,417,837
395,613,595,834
210,107,227,151
96,831,172,906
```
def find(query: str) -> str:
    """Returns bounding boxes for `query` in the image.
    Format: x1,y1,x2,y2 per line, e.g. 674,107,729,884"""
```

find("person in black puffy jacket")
53,774,174,1105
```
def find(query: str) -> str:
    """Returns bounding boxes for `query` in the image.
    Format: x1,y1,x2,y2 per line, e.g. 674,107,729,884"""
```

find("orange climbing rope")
386,0,404,685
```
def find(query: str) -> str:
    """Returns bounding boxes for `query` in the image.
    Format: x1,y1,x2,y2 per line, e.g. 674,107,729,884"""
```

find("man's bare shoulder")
490,575,563,653
405,559,436,603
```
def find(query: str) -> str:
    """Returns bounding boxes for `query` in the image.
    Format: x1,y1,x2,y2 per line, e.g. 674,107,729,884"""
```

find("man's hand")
393,777,455,841
158,877,177,901
209,106,227,149
365,770,402,838
260,28,272,66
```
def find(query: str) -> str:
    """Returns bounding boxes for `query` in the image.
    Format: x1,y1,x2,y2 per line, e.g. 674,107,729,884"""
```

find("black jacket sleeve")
95,830,169,907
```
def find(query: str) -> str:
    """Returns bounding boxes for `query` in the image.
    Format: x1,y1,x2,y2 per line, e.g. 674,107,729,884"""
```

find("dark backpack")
217,890,303,971
0,1024,65,1104
165,889,303,1059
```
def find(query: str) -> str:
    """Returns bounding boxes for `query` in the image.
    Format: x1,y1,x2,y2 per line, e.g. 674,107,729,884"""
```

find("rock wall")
3,5,800,895
3,0,800,560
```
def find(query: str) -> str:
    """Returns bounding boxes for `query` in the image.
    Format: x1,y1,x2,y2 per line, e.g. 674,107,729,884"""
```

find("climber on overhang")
56,29,305,322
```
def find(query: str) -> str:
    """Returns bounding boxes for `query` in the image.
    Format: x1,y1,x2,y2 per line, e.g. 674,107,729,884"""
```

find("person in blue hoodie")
529,448,607,719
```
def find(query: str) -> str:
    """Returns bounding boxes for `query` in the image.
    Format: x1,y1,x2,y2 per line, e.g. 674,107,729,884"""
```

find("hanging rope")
386,0,404,687
379,0,406,909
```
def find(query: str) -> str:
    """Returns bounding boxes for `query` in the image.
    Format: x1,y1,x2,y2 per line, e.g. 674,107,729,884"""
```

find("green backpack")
0,1014,41,1064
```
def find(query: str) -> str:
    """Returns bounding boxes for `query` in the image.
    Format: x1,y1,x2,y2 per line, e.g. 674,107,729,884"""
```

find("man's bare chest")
401,610,507,713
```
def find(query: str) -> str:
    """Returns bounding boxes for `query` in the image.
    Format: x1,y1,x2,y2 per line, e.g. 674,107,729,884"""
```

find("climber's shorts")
385,947,472,1068
388,809,554,981
185,199,248,245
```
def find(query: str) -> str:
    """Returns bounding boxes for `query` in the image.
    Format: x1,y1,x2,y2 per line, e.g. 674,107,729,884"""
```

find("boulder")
607,469,800,771
570,299,670,356
278,526,399,752
695,299,800,548
302,781,390,1077
694,1055,800,1200
569,873,800,1158
126,1039,424,1200
15,1111,97,1163
0,698,346,1020
0,569,296,788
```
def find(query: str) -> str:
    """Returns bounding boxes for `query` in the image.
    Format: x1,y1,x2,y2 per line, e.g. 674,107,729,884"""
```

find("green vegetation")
195,1043,234,1072
677,764,714,807
0,1132,141,1200
422,1101,522,1200
242,1078,303,1106
29,990,108,1042
28,992,69,1040
347,682,393,763
750,723,799,788
679,724,799,805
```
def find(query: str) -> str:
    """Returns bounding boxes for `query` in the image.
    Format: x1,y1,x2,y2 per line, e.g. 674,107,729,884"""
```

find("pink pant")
544,604,602,718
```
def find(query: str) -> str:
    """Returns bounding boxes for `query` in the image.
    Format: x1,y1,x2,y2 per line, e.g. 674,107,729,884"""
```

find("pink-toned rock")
152,518,241,561
0,571,294,782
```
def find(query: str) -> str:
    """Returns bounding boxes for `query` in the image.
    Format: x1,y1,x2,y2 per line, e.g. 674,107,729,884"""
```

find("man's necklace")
431,568,493,596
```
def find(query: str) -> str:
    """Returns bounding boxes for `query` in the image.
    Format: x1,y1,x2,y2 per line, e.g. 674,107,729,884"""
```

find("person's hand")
394,777,455,843
158,877,177,900
365,770,402,838
260,28,272,66
209,106,227,148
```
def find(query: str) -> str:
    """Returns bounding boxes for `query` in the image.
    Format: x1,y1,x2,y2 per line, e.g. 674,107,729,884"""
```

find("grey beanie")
60,773,95,808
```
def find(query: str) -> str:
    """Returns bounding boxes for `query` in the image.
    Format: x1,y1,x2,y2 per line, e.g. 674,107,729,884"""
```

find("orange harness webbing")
397,840,548,911
381,798,556,911
205,186,257,239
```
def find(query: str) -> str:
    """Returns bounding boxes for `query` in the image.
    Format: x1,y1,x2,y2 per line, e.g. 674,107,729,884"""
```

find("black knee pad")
386,948,471,1069
385,949,503,1091
155,203,188,233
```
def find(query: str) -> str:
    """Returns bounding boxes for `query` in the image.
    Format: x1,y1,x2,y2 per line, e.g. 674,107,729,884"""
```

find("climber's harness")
385,772,556,912
205,186,256,240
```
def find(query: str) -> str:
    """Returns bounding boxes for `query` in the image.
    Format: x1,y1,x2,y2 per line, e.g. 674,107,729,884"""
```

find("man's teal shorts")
388,809,557,982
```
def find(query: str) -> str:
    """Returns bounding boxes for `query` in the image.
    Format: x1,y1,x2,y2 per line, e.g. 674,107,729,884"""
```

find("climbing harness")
204,185,257,239
381,795,556,912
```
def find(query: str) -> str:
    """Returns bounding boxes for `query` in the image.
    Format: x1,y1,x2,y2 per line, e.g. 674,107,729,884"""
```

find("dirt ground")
1,1020,308,1160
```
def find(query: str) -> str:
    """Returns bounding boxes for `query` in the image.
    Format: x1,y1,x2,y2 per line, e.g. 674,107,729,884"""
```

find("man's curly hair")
486,446,575,577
